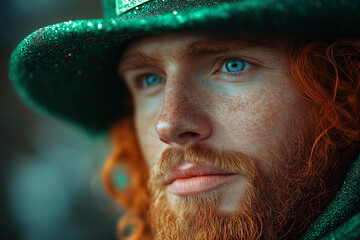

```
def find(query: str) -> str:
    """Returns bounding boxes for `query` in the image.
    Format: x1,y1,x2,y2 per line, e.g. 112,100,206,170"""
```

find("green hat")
9,0,360,134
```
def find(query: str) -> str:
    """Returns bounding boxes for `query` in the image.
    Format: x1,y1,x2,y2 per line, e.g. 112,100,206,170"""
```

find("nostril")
159,137,171,144
179,132,200,139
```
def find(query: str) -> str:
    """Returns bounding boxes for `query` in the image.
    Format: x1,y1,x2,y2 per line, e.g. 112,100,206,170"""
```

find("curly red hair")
103,36,360,240
288,37,360,176
102,118,152,240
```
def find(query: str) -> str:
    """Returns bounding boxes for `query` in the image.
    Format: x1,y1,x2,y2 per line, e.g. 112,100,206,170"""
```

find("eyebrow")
118,52,164,73
184,38,281,58
118,38,281,74
184,40,236,58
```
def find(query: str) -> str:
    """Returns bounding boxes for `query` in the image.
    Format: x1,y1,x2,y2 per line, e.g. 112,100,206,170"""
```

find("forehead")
119,31,288,70
127,30,287,48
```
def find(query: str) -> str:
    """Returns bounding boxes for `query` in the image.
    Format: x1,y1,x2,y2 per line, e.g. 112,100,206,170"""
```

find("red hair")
288,37,360,175
103,36,360,240
102,118,152,239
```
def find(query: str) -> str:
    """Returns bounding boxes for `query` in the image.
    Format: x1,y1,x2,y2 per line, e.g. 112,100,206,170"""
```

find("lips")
164,164,238,196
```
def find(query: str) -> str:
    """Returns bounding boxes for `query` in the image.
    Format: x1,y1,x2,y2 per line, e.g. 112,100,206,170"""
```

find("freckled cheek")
211,89,303,151
240,98,289,140
135,102,164,168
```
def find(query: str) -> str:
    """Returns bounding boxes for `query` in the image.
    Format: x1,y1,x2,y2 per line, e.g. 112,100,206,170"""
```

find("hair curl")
288,37,360,176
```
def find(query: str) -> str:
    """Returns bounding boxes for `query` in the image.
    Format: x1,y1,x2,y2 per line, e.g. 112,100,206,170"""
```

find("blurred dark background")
1,0,122,239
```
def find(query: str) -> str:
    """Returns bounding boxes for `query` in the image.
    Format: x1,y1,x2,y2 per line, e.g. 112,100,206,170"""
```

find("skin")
118,31,312,211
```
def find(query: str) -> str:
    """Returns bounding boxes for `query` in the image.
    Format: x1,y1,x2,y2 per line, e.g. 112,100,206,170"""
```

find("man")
9,0,360,239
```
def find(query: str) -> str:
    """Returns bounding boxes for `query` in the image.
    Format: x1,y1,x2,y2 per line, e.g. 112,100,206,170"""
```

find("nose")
155,80,211,147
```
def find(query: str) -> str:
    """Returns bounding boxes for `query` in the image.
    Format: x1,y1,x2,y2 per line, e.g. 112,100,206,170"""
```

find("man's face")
119,32,319,238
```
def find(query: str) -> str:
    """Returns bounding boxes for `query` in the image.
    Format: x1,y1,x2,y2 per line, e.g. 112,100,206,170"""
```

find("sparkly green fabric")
302,156,360,240
8,0,360,133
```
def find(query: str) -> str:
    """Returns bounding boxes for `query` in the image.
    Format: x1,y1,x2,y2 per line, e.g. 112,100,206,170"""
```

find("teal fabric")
302,156,360,240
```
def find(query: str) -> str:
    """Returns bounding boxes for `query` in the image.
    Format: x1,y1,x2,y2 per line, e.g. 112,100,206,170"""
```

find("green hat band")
116,0,154,15
103,0,233,18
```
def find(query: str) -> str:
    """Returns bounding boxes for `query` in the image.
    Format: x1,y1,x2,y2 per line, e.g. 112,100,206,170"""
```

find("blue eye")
143,74,163,87
221,60,251,73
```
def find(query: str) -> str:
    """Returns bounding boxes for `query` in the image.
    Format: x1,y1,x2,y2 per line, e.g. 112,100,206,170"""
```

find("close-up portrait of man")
8,0,360,239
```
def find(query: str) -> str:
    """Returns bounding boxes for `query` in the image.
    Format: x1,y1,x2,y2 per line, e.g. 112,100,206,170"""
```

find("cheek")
135,102,165,169
206,75,308,157
226,89,294,138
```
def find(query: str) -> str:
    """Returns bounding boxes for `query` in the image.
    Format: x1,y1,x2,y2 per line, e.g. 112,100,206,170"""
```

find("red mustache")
151,144,258,182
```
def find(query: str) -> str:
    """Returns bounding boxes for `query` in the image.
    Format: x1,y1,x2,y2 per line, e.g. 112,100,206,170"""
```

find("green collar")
302,156,360,239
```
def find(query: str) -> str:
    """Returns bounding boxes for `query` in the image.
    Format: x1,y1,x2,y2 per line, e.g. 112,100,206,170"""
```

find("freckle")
228,101,245,113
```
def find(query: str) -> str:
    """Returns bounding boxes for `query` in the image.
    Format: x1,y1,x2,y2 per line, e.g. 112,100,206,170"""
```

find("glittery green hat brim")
9,0,360,134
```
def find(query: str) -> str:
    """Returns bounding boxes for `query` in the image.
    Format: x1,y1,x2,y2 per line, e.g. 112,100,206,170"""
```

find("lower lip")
168,174,237,196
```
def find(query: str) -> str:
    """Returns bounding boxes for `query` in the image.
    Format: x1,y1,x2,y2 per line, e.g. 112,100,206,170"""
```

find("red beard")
148,117,339,240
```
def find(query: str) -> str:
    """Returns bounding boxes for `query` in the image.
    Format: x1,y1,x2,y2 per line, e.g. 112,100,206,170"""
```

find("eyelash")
214,57,254,80
135,73,165,90
134,56,256,89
